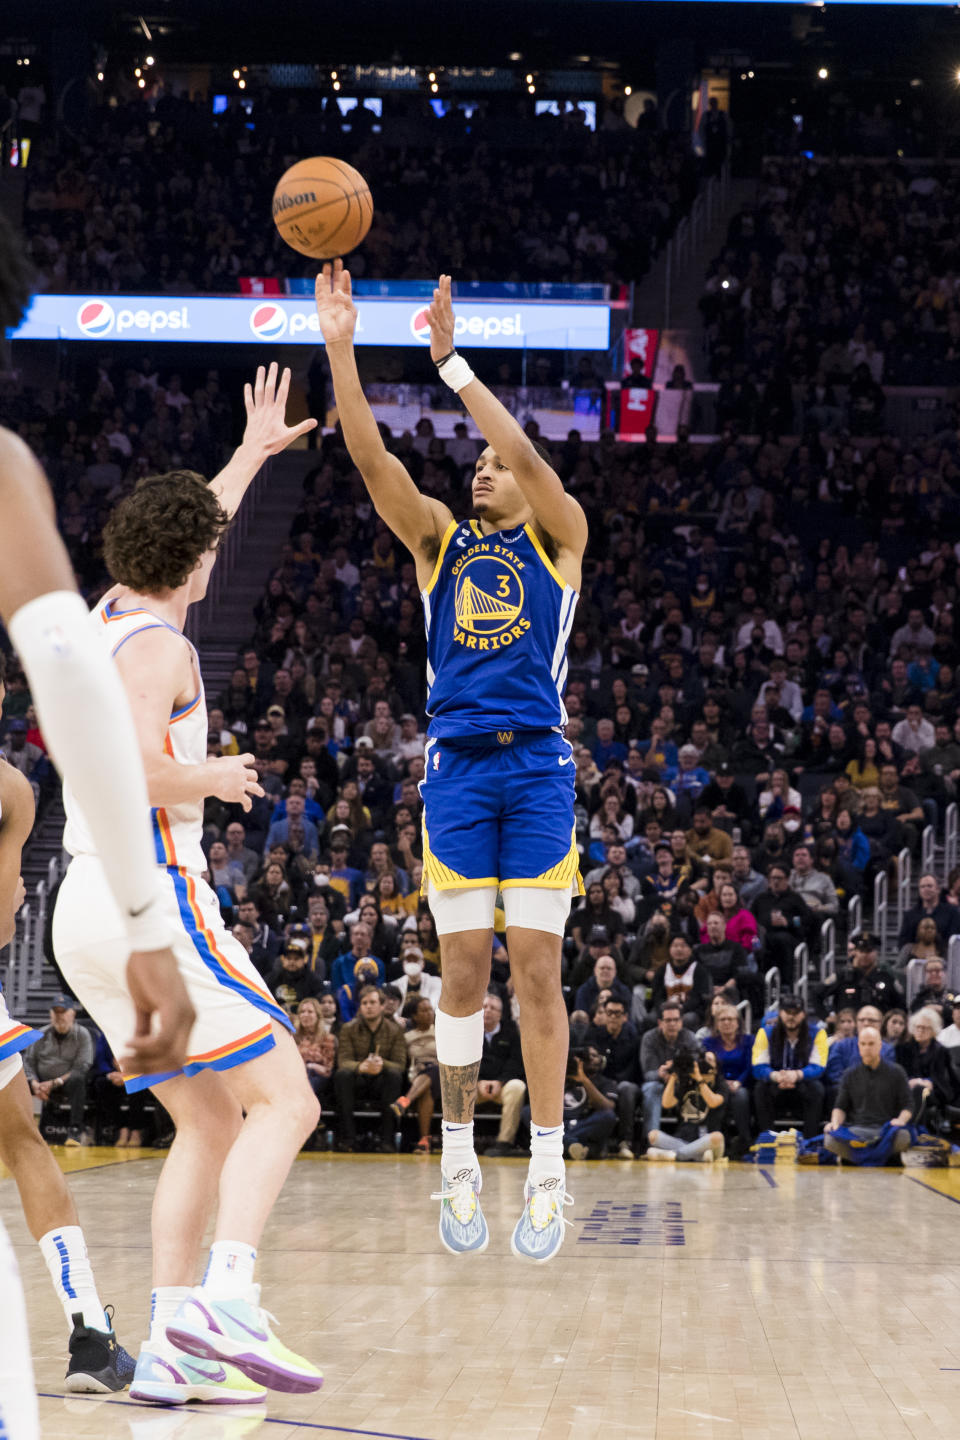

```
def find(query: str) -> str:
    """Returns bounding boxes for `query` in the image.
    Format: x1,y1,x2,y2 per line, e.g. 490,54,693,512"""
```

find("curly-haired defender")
102,470,231,594
0,209,37,334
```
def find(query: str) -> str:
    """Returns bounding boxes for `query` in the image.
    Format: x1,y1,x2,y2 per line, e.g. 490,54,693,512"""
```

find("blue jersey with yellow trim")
422,518,578,739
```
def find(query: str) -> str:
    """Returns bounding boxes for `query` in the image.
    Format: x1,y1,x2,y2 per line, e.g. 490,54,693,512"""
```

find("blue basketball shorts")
419,731,582,892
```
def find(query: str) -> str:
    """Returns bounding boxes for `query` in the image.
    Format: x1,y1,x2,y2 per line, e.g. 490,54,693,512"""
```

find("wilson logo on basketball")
272,190,317,216
410,307,432,343
76,300,116,337
249,304,289,340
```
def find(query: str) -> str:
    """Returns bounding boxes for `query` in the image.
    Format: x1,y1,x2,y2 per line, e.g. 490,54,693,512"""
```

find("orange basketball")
271,157,374,260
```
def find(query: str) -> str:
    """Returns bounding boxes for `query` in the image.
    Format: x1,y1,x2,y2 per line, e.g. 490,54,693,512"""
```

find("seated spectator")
829,1009,857,1048
337,957,385,1023
265,791,321,856
602,868,636,932
824,1027,913,1163
693,864,735,926
563,1046,619,1161
731,844,767,907
712,881,759,950
751,864,814,986
938,998,960,1051
788,844,839,918
896,1007,958,1122
824,1004,892,1110
898,873,958,950
569,881,624,951
758,769,802,825
822,933,905,1016
91,1041,148,1148
701,1001,754,1157
236,896,282,977
694,909,762,1017
751,995,827,1140
250,859,294,929
393,946,442,1010
475,991,527,1158
909,956,956,1024
650,935,712,1031
587,994,640,1160
831,808,870,895
881,1009,908,1047
685,806,734,865
333,985,407,1151
640,1000,699,1142
267,934,324,1015
575,953,632,1016
392,997,438,1154
295,996,337,1114
646,1049,726,1162
224,820,262,885
898,915,944,973
23,997,93,1147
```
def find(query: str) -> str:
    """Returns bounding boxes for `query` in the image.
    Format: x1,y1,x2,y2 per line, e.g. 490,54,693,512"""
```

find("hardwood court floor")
3,1146,960,1440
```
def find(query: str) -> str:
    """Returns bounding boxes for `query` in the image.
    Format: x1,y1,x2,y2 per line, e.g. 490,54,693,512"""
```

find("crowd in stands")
701,156,960,433
21,90,696,294
9,368,960,1157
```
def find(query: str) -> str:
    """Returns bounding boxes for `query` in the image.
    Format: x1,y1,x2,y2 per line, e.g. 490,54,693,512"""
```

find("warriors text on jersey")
62,597,207,876
422,519,578,740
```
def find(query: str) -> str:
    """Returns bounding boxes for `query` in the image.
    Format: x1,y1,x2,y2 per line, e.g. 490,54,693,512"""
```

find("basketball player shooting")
316,262,587,1262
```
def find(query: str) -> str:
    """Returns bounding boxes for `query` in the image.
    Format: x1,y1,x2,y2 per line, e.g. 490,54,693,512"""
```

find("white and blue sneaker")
510,1175,573,1263
130,1340,267,1405
431,1165,489,1255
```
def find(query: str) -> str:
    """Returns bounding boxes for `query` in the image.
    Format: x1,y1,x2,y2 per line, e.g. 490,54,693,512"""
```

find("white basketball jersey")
62,596,208,875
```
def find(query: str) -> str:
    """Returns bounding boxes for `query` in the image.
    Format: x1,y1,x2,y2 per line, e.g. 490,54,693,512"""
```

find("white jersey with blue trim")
422,518,578,740
62,596,208,875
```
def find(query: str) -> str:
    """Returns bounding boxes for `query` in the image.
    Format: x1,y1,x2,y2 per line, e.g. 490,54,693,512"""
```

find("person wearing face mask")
393,945,442,1010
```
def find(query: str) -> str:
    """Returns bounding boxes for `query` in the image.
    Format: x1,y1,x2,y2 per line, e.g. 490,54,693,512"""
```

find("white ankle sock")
441,1121,478,1180
201,1241,257,1299
149,1286,191,1346
39,1226,107,1333
528,1124,565,1186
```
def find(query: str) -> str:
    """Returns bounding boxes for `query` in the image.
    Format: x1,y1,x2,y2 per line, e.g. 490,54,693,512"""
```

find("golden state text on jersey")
422,519,578,740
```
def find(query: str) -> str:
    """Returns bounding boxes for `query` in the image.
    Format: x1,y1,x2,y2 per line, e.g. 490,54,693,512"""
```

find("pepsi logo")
410,307,432,343
76,300,115,337
249,303,289,340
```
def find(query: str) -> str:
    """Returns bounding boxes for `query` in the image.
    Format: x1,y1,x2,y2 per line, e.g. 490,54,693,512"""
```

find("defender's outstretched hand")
242,361,317,454
426,273,456,364
315,259,359,345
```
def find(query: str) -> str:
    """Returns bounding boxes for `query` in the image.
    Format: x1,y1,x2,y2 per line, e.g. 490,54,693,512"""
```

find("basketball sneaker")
64,1307,137,1392
130,1340,267,1405
165,1286,323,1394
431,1165,489,1255
510,1176,573,1264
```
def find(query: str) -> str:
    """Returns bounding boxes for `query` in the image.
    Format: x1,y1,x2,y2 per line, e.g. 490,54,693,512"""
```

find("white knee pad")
0,1053,23,1092
427,882,497,937
501,885,572,937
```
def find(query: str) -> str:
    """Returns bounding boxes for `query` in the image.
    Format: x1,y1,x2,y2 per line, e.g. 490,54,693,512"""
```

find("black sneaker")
64,1307,136,1393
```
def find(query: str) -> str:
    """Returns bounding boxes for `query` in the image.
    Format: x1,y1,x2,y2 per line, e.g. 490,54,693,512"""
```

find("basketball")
271,157,374,260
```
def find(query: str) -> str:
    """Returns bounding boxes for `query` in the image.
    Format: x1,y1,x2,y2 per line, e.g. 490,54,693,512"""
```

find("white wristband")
436,352,475,393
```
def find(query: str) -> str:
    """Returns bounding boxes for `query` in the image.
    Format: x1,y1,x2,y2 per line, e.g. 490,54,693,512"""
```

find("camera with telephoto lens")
566,1045,590,1081
671,1046,702,1091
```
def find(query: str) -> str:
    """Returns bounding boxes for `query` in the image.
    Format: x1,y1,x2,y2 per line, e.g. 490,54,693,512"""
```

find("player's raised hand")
207,752,265,812
426,273,456,363
242,361,317,456
314,259,359,344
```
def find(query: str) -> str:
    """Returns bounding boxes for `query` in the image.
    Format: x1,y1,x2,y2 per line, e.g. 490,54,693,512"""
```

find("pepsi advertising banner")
9,295,611,351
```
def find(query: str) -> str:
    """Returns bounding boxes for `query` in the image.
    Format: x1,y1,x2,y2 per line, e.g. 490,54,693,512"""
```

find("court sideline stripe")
905,1174,960,1207
37,1394,432,1439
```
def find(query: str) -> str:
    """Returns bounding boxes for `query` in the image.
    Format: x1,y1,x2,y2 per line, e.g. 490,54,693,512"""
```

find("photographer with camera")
639,1000,699,1144
646,1048,726,1162
560,1045,619,1161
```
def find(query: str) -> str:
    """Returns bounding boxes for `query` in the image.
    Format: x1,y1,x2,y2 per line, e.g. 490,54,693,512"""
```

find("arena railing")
764,965,781,1015
948,934,960,994
847,893,862,943
873,870,889,957
895,848,912,936
819,918,835,985
921,824,936,881
946,804,958,887
793,946,809,1012
736,997,753,1035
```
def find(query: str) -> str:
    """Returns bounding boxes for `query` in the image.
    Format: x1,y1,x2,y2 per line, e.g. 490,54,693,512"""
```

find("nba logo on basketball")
410,307,432,343
76,300,115,337
249,303,289,340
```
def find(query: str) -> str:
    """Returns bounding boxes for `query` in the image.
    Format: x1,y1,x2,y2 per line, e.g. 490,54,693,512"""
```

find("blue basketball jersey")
422,518,579,740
